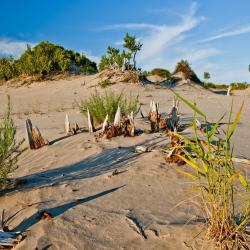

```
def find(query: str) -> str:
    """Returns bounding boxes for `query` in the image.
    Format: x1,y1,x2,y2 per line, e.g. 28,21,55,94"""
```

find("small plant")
173,91,249,249
98,79,113,88
151,68,170,79
0,96,24,187
98,33,142,71
78,90,139,124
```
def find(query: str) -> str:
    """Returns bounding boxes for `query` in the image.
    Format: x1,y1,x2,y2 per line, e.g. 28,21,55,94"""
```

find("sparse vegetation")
0,41,97,82
78,90,139,124
173,92,250,249
204,82,249,90
173,60,202,84
99,33,142,71
151,68,170,79
0,96,24,187
203,72,210,82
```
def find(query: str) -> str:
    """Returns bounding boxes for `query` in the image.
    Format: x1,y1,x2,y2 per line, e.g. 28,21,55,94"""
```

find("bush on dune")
151,68,170,79
0,96,24,187
0,41,97,81
0,58,18,81
173,60,202,84
78,90,139,125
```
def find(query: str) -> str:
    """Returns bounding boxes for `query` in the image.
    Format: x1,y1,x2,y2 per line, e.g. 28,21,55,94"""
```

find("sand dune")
0,75,249,249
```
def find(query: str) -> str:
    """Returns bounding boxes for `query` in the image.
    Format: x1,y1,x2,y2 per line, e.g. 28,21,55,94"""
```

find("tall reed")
173,91,249,249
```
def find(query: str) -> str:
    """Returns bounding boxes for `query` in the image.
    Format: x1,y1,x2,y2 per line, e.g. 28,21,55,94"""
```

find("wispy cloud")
0,38,34,58
199,25,250,43
99,2,221,75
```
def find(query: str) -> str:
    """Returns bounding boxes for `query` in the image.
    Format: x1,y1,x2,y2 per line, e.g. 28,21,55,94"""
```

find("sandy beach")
0,75,249,249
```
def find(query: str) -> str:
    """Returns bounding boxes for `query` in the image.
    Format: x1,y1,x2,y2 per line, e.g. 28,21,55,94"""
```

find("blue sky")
1,0,250,83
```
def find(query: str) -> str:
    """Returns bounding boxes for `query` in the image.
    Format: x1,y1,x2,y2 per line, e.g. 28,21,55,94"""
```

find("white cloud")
199,25,250,43
0,38,33,58
177,48,222,63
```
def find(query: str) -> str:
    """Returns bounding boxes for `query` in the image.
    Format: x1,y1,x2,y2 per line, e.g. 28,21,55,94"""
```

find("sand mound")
97,69,140,84
146,75,165,83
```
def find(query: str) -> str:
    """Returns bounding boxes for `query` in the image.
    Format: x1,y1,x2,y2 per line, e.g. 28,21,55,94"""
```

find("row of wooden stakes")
25,97,181,150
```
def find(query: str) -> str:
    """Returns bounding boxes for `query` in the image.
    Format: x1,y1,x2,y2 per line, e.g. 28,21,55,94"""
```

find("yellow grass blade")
176,169,198,179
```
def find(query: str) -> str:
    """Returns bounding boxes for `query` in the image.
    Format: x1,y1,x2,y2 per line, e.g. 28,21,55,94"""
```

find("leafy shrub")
98,33,142,71
151,68,170,79
204,82,228,89
0,41,97,81
0,96,24,186
78,90,139,124
231,82,249,90
0,58,18,81
173,60,202,84
173,92,249,249
204,82,249,90
98,79,113,88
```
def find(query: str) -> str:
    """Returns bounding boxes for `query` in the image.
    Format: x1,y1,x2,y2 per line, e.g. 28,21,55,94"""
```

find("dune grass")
78,90,139,124
173,91,249,249
0,96,24,187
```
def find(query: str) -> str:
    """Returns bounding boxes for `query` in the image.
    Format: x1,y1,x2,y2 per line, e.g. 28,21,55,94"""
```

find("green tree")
123,33,143,70
204,72,211,81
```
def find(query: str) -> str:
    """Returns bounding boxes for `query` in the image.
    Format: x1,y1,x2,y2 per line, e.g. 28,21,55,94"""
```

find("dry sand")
0,76,249,249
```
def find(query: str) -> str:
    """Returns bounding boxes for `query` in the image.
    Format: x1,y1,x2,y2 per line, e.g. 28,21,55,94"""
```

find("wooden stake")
65,114,71,135
102,114,109,132
25,119,47,149
87,108,94,133
114,106,121,127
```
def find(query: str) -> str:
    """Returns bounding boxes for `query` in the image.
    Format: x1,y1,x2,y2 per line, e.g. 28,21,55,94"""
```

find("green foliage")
123,33,143,70
151,68,170,79
0,96,24,186
0,41,97,81
204,82,228,89
203,72,210,80
98,33,142,71
230,82,249,90
0,58,18,81
78,90,139,124
173,91,249,248
173,60,202,84
204,82,249,90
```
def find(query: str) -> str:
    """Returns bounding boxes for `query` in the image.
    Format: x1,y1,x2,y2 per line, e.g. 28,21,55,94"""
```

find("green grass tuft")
78,90,139,124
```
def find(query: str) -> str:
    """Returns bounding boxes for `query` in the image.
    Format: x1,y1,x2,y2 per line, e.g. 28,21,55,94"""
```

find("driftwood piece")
148,101,160,132
87,108,95,133
164,132,186,165
0,230,23,247
0,210,24,247
114,106,121,127
25,119,46,149
102,114,109,132
65,114,71,135
75,122,79,132
99,112,136,139
25,119,35,149
227,86,232,96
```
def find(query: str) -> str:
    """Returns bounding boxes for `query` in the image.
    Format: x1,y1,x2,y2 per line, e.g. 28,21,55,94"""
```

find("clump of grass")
0,96,24,187
78,90,139,124
98,79,113,88
173,91,249,249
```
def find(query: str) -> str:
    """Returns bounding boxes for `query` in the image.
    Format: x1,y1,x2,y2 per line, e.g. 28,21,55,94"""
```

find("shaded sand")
0,76,249,249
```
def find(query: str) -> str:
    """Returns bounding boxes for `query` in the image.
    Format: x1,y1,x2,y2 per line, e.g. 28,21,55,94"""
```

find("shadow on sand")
2,137,165,195
13,186,124,232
